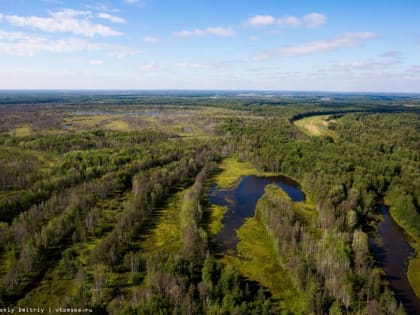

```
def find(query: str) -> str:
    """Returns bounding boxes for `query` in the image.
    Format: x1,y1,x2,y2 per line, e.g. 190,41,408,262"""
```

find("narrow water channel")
208,175,304,252
370,205,420,315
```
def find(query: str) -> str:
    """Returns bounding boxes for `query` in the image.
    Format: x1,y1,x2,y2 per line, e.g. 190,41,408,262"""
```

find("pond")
208,175,304,252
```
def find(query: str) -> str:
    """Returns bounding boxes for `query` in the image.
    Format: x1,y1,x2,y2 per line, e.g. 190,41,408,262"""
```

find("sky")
0,0,419,92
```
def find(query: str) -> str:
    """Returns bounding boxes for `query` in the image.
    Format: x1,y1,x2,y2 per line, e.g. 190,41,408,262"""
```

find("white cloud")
330,59,399,72
4,9,122,37
254,32,376,60
173,26,235,37
303,13,327,29
139,61,232,72
174,60,237,70
247,15,275,27
139,63,160,72
108,47,142,58
406,65,420,73
143,36,160,43
379,50,401,59
124,0,146,6
0,36,100,56
246,12,326,29
0,29,140,58
265,29,283,35
175,62,210,69
97,12,125,24
88,59,104,65
0,29,32,41
40,0,63,3
276,16,302,28
84,4,111,11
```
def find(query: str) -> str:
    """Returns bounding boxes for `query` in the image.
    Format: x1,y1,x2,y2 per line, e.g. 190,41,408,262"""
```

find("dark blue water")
370,205,420,315
208,175,304,251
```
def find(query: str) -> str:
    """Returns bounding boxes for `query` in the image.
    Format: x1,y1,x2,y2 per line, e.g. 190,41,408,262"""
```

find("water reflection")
370,205,420,315
208,175,304,252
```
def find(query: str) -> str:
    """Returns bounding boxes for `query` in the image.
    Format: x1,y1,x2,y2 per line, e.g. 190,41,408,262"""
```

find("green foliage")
386,187,420,240
224,217,307,313
0,96,417,314
408,257,420,299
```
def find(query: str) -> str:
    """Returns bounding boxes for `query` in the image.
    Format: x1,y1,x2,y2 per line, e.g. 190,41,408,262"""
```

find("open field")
10,125,32,137
1,106,261,139
294,115,338,138
211,157,278,189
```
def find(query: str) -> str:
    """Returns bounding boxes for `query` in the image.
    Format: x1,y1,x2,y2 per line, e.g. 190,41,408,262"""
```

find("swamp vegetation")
0,91,419,314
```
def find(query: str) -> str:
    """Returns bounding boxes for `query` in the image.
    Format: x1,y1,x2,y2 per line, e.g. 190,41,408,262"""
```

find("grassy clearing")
64,114,111,128
294,115,338,138
222,218,307,313
64,110,217,137
10,124,32,137
212,158,278,189
408,256,420,298
60,107,254,138
208,204,228,235
103,119,131,132
78,196,127,263
64,114,137,132
293,201,318,228
141,190,185,254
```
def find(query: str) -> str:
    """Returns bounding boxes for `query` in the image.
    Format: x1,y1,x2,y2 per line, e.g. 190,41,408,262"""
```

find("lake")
208,175,304,252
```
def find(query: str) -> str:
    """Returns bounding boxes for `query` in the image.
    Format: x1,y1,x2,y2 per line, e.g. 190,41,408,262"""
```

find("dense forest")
0,92,419,314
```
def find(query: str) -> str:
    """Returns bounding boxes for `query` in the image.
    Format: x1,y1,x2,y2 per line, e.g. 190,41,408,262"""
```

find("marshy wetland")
0,91,419,314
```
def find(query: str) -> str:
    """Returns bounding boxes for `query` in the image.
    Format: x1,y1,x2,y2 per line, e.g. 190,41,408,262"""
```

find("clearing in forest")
141,189,185,254
294,115,338,138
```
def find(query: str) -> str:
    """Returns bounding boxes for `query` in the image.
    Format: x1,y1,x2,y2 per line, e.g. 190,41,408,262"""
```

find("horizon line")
0,89,419,95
